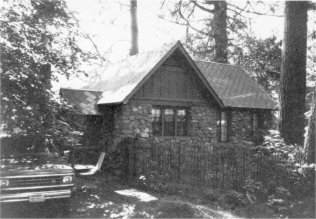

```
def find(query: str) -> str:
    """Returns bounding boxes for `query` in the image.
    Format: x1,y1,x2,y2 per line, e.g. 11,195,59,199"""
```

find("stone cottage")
60,41,275,150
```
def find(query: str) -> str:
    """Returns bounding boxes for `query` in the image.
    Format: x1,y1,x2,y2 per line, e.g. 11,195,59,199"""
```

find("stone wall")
113,103,152,146
230,110,253,144
230,109,273,145
110,101,273,148
78,103,273,152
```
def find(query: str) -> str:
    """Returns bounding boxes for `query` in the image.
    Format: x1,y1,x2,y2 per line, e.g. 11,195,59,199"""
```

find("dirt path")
69,173,238,218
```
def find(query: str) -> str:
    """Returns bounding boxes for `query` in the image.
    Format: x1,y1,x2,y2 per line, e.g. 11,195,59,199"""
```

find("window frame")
251,111,262,136
218,110,229,142
152,108,162,136
152,106,188,137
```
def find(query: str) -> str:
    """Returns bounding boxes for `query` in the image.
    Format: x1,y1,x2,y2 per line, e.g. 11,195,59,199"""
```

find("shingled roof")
60,88,102,115
60,41,275,114
195,61,275,109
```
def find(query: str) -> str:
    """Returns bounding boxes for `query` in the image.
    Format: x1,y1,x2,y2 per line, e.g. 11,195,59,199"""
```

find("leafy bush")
222,191,247,209
244,178,267,203
102,139,130,178
245,130,315,217
267,186,292,218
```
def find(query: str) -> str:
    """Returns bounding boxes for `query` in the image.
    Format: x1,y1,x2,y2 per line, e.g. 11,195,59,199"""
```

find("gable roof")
82,41,223,107
60,41,275,115
195,61,275,109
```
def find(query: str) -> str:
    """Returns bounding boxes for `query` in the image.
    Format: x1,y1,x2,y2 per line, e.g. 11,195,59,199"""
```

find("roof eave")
225,105,276,110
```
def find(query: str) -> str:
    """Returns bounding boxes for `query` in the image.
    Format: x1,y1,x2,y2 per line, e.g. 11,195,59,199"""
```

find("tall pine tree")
280,1,308,145
130,0,139,56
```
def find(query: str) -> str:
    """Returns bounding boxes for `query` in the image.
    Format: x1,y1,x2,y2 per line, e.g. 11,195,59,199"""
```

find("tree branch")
192,1,215,13
227,2,283,17
177,0,209,35
66,9,108,63
226,4,248,19
307,2,316,10
158,14,209,36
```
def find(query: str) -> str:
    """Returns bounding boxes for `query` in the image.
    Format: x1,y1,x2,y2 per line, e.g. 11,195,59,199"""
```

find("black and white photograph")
0,0,315,218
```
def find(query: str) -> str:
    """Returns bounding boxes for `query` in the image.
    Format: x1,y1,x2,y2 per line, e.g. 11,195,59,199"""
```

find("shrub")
245,130,315,217
244,178,267,203
222,191,247,209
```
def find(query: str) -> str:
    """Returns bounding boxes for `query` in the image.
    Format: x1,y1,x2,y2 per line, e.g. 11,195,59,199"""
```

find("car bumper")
0,189,72,203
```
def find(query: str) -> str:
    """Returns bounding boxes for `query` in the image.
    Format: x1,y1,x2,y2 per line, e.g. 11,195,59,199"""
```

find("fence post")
218,147,222,189
222,148,225,189
195,144,199,186
178,142,181,183
128,138,134,184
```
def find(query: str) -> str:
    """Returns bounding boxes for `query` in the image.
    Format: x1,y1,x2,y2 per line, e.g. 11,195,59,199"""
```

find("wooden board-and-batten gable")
132,50,218,106
126,41,224,107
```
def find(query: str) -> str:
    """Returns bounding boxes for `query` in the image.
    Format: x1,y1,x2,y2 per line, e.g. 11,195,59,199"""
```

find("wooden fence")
130,139,275,191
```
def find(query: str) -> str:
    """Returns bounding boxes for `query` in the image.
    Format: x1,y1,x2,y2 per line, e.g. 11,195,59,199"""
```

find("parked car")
0,136,75,204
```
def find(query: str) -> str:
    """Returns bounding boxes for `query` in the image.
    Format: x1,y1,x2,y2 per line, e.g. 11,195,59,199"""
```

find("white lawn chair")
74,152,105,176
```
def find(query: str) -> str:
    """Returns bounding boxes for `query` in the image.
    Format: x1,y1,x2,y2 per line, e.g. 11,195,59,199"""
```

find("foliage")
221,191,247,210
244,178,267,203
231,36,282,94
244,130,315,217
305,11,316,121
0,0,88,151
266,186,292,218
251,131,306,191
102,137,136,181
169,0,244,62
167,1,282,61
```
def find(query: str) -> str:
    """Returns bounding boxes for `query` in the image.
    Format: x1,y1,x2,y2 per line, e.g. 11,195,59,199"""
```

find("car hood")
1,155,74,177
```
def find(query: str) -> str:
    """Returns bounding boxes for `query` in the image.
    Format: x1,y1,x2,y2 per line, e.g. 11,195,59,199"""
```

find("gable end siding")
132,54,217,106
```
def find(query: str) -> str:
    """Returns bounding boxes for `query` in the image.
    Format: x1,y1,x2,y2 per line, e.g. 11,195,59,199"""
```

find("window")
152,108,162,136
252,112,264,144
164,109,175,136
218,111,228,142
252,112,263,136
252,112,259,135
152,107,188,136
176,109,187,136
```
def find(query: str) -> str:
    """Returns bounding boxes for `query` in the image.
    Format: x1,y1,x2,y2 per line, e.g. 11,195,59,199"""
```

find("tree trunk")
304,87,315,163
130,0,139,56
210,1,228,63
280,1,308,145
